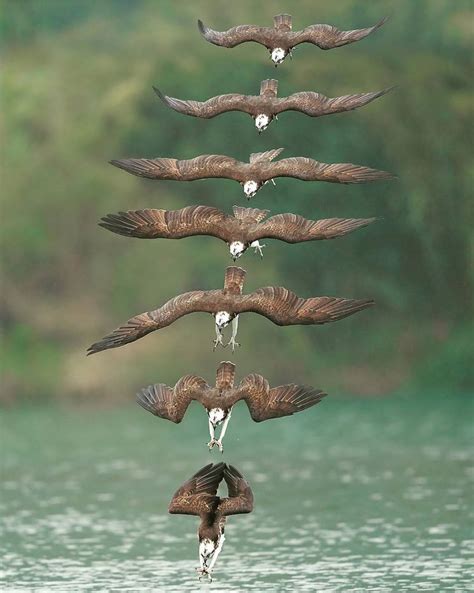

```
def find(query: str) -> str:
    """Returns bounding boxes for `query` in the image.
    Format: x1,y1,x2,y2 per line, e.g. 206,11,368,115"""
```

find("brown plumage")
169,463,253,579
198,14,387,65
154,79,393,132
137,361,326,451
86,266,374,355
110,148,394,199
99,204,376,261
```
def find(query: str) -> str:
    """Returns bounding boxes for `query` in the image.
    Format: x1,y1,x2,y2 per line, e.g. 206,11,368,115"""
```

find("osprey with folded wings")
87,266,374,355
198,13,387,65
137,361,326,452
154,79,393,132
99,204,376,260
169,463,253,580
110,148,394,199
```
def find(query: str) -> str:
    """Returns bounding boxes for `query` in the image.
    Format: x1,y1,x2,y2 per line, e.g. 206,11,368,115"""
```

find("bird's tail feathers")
249,148,284,164
224,266,246,294
273,14,292,30
216,361,236,389
260,79,279,96
232,205,270,223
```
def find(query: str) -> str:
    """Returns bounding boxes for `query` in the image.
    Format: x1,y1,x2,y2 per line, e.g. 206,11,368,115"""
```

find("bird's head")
242,180,260,199
215,311,232,328
199,537,217,561
229,241,247,260
270,47,287,65
207,407,227,428
254,113,271,132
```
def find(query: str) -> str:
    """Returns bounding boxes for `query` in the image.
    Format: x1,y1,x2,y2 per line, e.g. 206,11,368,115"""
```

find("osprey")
87,266,374,355
154,79,393,132
169,463,253,581
198,13,387,65
99,204,376,261
110,148,394,199
137,361,326,452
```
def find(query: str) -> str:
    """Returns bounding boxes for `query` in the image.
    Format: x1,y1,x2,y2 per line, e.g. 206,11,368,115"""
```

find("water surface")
1,393,473,591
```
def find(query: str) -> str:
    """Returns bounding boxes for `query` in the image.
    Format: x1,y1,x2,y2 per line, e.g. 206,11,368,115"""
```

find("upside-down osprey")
99,205,376,260
87,266,374,355
198,14,387,65
169,463,253,581
110,148,394,199
137,361,326,452
154,79,393,132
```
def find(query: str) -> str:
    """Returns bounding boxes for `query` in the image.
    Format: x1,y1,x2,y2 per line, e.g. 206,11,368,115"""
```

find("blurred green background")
1,0,473,403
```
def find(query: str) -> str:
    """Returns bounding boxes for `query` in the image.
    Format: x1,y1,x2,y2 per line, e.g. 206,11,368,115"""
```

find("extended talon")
227,338,240,352
213,337,224,351
207,438,218,449
251,241,266,258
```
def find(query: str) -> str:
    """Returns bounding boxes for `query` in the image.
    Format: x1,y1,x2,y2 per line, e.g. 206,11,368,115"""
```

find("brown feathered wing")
136,374,210,423
217,465,254,516
169,463,226,516
237,287,374,326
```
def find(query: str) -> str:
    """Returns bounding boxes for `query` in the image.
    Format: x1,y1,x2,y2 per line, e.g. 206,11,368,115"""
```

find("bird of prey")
169,463,253,581
154,79,393,132
99,205,376,261
137,361,326,452
110,148,394,199
198,13,387,65
87,266,374,355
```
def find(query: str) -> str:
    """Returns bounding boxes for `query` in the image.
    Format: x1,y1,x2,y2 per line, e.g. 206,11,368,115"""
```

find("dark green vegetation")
2,0,473,403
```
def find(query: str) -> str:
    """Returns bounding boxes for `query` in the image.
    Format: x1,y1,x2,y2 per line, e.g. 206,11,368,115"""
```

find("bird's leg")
215,410,232,453
270,178,276,186
207,419,217,450
275,114,279,121
213,325,224,351
207,535,225,576
197,551,208,580
250,240,266,258
227,316,240,351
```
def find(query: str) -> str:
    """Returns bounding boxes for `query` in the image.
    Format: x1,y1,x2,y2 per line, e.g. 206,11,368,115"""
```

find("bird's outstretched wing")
268,157,394,184
136,374,210,423
238,288,374,326
248,213,376,244
290,17,387,49
217,465,254,516
274,88,393,116
236,373,326,422
110,154,242,181
87,290,220,355
198,20,274,48
99,205,232,241
169,463,225,516
154,87,254,118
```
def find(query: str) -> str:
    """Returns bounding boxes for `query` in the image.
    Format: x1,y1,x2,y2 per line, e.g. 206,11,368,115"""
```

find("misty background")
2,0,472,402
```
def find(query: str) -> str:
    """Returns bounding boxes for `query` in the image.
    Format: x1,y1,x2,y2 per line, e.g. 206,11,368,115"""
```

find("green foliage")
1,0,472,402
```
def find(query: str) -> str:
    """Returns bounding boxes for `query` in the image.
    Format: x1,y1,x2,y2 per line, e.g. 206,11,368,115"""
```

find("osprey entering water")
86,266,375,355
154,79,393,132
137,361,326,452
169,463,253,581
99,204,376,261
198,13,387,66
110,148,394,199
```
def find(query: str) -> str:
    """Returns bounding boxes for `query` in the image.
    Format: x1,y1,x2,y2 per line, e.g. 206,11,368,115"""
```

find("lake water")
1,393,473,591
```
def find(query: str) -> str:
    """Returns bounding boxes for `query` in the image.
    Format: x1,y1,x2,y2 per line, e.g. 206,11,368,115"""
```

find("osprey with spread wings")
87,266,374,355
138,361,326,452
154,79,393,132
198,13,387,66
111,148,394,199
99,205,376,260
